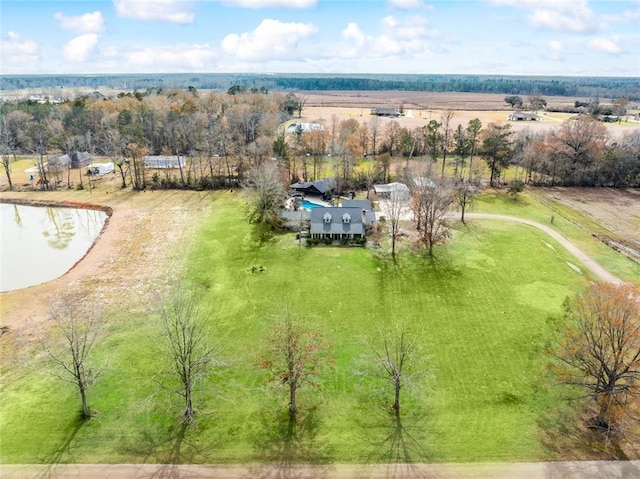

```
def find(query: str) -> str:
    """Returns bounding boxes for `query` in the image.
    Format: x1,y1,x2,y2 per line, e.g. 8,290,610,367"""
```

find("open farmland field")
297,91,640,138
1,181,639,467
535,187,640,262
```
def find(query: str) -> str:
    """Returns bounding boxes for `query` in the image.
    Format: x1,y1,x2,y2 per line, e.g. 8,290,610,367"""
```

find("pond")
0,203,108,292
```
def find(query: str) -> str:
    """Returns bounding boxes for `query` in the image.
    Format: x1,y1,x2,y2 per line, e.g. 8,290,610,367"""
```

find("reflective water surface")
0,204,108,292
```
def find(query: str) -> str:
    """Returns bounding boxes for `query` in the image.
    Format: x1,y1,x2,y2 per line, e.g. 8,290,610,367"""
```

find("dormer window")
323,213,332,223
342,213,351,223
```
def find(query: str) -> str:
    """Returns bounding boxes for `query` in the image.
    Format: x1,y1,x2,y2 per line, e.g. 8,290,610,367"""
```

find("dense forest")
2,73,640,101
1,87,639,193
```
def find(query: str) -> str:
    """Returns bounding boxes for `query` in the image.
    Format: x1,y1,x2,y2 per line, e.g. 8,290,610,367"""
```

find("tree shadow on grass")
118,416,222,479
32,415,85,479
357,410,435,479
247,223,279,250
538,399,640,462
246,405,334,479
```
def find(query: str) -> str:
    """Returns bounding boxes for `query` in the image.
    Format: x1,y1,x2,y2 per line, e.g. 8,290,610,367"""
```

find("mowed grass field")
2,191,618,465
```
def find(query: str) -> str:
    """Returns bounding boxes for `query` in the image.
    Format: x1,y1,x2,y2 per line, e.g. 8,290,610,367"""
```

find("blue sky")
1,0,639,76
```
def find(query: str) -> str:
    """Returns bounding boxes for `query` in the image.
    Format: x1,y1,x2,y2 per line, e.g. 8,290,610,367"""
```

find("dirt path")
2,460,640,479
464,213,624,285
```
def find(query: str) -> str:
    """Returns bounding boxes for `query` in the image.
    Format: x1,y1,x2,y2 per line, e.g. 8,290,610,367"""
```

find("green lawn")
0,192,622,464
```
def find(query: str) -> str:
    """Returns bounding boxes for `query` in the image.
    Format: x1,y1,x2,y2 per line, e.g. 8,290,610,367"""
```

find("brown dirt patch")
537,187,640,260
0,183,216,358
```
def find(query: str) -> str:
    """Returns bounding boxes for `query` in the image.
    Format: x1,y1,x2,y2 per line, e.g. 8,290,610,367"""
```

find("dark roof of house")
341,199,372,211
509,111,538,120
371,108,400,117
309,207,365,236
290,178,335,194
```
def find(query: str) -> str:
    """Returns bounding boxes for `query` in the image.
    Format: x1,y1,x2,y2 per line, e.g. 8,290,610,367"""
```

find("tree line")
1,88,639,193
3,73,639,100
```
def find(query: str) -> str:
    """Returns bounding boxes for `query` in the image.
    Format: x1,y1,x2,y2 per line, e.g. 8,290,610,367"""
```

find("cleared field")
3,189,638,465
298,91,640,138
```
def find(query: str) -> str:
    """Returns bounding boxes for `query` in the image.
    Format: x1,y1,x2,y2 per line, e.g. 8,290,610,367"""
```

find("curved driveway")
464,213,624,284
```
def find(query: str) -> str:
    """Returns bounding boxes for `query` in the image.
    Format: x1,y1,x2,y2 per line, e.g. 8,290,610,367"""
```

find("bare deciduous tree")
362,324,422,418
245,160,287,229
550,283,640,432
258,313,330,419
384,188,408,260
411,175,453,257
453,177,480,224
159,289,214,422
439,110,454,177
466,118,482,181
39,294,104,419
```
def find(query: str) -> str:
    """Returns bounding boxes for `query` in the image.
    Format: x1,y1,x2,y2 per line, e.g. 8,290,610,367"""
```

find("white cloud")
587,37,624,54
0,32,40,74
113,0,195,23
488,0,601,33
388,0,423,8
548,40,564,53
0,31,38,56
124,44,217,71
63,33,99,62
222,19,317,61
342,22,366,47
222,0,316,7
54,11,105,34
547,40,565,61
339,15,437,59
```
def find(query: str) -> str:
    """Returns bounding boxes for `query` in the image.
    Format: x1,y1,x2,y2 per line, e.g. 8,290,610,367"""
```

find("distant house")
143,155,186,169
309,207,366,241
286,122,325,134
290,178,334,197
72,151,93,168
370,108,401,117
508,111,538,121
371,107,401,117
373,182,410,200
48,151,93,170
48,154,71,170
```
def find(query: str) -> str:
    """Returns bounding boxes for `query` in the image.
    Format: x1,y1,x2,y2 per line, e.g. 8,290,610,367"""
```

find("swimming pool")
300,200,325,210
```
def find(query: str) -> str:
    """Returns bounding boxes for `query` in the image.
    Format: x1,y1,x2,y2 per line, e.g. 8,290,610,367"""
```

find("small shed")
143,155,186,169
87,163,115,176
373,182,410,200
286,122,325,134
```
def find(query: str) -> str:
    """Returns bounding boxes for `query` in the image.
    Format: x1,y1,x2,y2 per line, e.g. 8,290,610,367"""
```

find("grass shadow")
118,415,221,478
356,410,435,479
32,415,85,479
246,405,334,479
